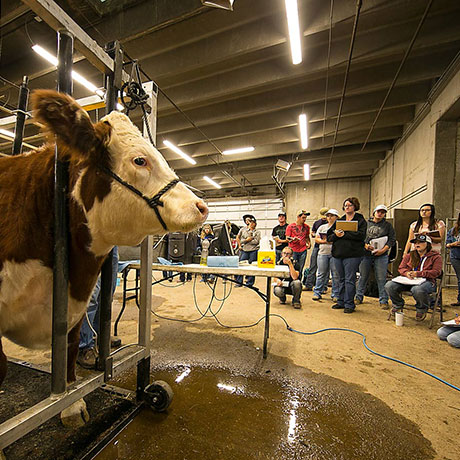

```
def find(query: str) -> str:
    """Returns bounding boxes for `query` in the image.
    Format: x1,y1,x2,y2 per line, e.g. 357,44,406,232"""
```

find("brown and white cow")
0,90,208,393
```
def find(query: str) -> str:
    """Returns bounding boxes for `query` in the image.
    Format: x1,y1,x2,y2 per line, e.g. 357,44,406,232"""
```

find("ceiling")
1,0,460,198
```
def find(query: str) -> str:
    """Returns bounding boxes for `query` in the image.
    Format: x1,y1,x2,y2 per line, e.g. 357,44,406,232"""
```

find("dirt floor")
2,270,459,460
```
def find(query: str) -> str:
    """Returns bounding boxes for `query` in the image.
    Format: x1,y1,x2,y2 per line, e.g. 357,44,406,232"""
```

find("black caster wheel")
143,380,174,412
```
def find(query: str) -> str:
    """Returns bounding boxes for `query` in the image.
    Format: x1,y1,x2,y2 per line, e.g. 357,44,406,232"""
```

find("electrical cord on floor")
150,276,460,392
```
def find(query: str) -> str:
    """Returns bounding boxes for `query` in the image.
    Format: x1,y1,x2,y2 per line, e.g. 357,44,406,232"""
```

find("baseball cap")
297,209,310,217
278,211,286,217
242,214,255,222
410,234,432,244
326,208,339,217
373,204,388,214
319,207,329,216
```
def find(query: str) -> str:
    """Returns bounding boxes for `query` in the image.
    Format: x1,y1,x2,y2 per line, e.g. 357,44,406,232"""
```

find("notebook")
336,220,358,232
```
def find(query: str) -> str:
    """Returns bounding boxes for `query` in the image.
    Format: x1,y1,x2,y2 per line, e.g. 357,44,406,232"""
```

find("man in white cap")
355,204,396,309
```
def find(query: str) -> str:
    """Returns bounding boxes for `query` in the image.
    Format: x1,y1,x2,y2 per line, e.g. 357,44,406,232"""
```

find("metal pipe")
97,42,121,373
51,29,73,395
12,76,29,156
325,0,362,180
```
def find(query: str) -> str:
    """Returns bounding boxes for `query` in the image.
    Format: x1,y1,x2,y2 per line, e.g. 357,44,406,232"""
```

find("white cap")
326,208,339,216
373,204,388,214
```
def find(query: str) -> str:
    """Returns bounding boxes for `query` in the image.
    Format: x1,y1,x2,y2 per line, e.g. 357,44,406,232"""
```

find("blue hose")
286,323,460,392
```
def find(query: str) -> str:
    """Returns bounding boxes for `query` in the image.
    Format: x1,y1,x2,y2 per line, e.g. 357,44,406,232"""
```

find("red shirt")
286,222,310,252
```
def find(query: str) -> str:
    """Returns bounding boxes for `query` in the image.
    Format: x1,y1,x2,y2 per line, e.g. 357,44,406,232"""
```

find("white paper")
391,275,426,286
369,236,388,253
441,319,460,327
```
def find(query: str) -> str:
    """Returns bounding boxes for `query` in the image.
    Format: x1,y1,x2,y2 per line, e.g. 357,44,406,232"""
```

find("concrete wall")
371,61,460,219
285,177,371,225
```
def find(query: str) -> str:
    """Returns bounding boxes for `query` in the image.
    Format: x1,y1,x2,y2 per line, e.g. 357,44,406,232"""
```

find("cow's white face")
31,90,208,256
76,112,208,255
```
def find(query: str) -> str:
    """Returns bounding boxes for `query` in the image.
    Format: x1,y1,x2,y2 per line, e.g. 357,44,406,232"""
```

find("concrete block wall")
285,177,371,224
371,61,460,219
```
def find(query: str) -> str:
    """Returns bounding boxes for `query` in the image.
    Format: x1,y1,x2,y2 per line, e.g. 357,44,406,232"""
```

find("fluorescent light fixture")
201,0,234,10
203,175,222,189
303,163,310,181
285,0,302,65
32,45,123,109
0,129,14,138
299,113,308,149
163,140,197,165
222,146,254,155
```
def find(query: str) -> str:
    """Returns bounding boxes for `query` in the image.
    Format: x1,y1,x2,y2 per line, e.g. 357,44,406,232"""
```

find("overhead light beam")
285,0,302,65
299,113,308,149
163,140,197,165
203,176,222,189
222,146,254,155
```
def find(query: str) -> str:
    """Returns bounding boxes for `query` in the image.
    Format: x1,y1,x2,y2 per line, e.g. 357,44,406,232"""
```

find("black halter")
98,166,179,231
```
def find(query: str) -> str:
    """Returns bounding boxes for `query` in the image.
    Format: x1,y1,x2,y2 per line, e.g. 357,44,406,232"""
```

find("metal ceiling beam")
21,0,128,80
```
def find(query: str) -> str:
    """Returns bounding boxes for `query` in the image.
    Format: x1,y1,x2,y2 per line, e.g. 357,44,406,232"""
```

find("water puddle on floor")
94,365,433,460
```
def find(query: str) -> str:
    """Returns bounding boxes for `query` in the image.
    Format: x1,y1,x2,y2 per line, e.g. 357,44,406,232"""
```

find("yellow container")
257,250,276,268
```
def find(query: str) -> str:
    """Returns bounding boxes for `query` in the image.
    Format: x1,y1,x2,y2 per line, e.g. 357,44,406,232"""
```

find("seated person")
385,234,442,321
437,316,460,348
273,246,302,309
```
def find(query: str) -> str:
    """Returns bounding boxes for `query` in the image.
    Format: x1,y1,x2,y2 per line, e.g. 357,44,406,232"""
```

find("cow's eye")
133,157,147,167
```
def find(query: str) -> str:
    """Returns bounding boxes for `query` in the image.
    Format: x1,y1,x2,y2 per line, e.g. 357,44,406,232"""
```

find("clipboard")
336,220,358,232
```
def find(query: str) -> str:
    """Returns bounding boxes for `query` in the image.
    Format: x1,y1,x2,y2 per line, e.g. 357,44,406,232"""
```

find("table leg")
263,277,272,358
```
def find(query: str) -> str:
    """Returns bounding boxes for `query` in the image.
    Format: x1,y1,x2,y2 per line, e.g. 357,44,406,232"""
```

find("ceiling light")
303,163,310,181
222,146,254,155
0,129,14,138
285,0,302,65
201,0,234,10
163,140,197,165
32,45,120,108
275,159,291,172
203,176,222,189
299,113,308,150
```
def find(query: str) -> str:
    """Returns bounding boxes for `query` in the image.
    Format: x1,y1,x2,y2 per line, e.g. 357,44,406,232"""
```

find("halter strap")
98,166,179,231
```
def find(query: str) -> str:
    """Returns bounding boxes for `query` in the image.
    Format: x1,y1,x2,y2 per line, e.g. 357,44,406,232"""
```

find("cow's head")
31,90,208,255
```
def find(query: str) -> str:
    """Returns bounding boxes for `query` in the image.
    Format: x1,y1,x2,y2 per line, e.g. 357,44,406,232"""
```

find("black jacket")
327,212,367,259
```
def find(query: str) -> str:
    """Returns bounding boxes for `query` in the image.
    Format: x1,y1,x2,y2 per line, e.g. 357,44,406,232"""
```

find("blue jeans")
356,255,389,304
304,246,319,288
385,280,435,313
333,257,362,310
437,326,460,348
80,247,119,350
292,250,307,282
450,257,460,302
313,254,339,298
274,280,302,304
236,249,258,286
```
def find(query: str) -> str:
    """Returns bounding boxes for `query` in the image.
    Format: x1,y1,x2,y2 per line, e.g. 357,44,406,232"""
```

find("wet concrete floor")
94,363,433,460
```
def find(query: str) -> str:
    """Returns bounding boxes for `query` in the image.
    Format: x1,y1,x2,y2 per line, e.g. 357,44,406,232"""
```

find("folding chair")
387,271,443,328
428,271,444,329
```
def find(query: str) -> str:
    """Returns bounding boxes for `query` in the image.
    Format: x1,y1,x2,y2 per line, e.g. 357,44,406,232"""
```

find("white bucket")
395,311,404,327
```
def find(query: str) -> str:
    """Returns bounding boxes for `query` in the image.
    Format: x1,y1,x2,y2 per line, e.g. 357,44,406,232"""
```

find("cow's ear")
31,90,97,155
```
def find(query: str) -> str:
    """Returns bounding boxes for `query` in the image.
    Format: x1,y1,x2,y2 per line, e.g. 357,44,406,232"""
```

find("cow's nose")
196,200,208,218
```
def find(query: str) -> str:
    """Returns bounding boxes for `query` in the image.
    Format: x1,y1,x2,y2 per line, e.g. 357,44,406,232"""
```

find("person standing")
312,209,340,301
355,204,396,310
327,197,367,314
236,218,261,287
273,246,302,309
78,246,120,368
304,207,329,290
446,212,460,307
404,203,445,254
286,210,311,279
272,212,289,262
